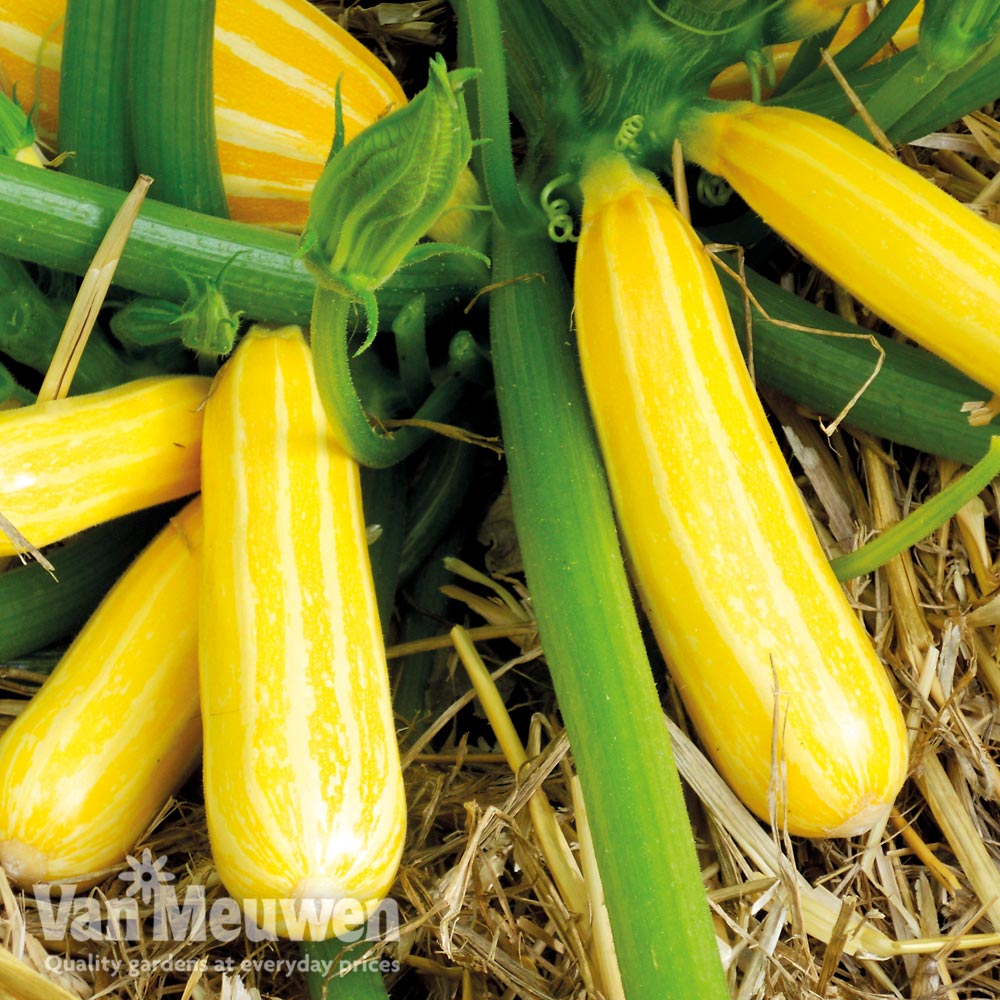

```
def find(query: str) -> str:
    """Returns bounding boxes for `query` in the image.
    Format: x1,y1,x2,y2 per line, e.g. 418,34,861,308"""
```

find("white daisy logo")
118,849,176,904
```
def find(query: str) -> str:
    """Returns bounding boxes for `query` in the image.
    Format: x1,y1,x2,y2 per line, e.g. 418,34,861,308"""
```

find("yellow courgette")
0,497,202,886
0,375,209,557
0,0,478,242
682,102,1000,402
200,325,405,940
781,0,865,37
708,4,922,101
573,153,909,838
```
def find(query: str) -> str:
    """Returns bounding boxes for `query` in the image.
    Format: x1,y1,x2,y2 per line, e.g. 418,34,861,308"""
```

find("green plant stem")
0,506,168,662
394,538,459,734
889,30,1000,142
770,18,843,97
717,264,997,466
0,159,486,327
843,51,954,138
360,465,407,631
398,437,478,584
775,29,1000,145
391,294,432,407
0,361,32,405
58,0,135,188
304,949,390,1000
460,0,541,233
831,436,1000,580
310,287,470,469
129,0,229,216
0,254,147,391
459,0,580,192
822,0,920,76
490,226,728,1000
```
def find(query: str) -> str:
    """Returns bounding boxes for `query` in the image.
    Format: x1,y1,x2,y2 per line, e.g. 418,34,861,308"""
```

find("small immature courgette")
200,325,405,940
0,498,202,886
0,374,209,556
573,153,909,838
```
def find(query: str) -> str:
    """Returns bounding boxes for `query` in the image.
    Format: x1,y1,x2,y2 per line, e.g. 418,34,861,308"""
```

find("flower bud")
301,54,474,297
919,0,1000,70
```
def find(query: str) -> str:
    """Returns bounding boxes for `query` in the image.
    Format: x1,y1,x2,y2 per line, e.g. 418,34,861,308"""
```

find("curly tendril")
614,114,645,152
696,173,733,207
540,174,579,243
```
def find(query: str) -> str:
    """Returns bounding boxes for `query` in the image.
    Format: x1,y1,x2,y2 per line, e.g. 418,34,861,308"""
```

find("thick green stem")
0,254,148,391
843,51,955,139
58,0,135,188
831,436,1000,580
310,288,470,469
774,29,1000,145
489,227,728,1000
461,0,581,192
0,159,486,327
303,947,390,1000
832,0,921,74
360,465,407,631
888,29,1000,142
460,0,542,233
394,538,459,733
718,264,996,466
0,506,168,662
391,294,432,407
130,0,229,216
398,437,478,584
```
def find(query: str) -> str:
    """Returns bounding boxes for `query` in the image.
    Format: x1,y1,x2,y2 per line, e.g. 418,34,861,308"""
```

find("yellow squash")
781,0,865,37
0,0,478,237
0,497,202,886
573,153,908,838
682,102,1000,402
212,0,405,230
200,325,405,940
0,375,209,557
709,3,922,101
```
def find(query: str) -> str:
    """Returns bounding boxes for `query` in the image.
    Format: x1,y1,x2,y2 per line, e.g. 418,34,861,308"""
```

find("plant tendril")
696,173,733,206
614,114,645,152
540,174,578,243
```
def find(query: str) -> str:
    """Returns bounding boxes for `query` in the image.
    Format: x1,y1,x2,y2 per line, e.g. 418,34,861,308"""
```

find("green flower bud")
919,0,1000,71
111,298,185,348
174,270,243,358
301,54,475,299
0,89,41,166
110,257,244,363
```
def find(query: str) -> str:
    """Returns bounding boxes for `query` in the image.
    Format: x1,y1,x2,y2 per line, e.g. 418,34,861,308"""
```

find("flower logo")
118,849,176,904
